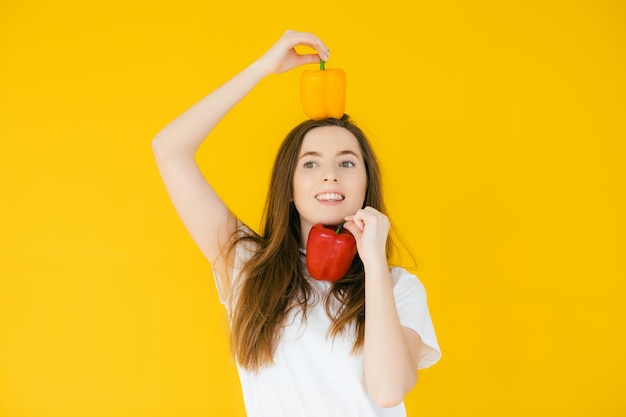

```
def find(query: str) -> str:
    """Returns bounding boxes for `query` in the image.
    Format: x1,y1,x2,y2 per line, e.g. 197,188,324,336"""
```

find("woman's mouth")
315,192,345,203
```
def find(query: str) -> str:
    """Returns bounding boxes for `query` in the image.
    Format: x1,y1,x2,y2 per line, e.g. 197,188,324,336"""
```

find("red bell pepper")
305,223,357,282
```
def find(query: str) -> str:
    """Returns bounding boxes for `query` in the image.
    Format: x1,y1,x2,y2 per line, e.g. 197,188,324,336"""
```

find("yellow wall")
1,1,625,416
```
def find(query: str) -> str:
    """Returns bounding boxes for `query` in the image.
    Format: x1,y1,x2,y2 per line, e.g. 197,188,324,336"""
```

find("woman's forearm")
151,30,328,158
152,60,270,157
363,261,417,408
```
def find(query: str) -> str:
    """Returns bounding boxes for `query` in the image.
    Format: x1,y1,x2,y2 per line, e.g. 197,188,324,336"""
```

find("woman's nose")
323,168,339,182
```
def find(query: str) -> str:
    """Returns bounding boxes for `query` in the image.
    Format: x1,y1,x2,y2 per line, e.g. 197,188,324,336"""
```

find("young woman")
152,30,441,417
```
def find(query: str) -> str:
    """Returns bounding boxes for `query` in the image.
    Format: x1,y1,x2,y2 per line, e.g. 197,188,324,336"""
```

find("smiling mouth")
315,192,345,203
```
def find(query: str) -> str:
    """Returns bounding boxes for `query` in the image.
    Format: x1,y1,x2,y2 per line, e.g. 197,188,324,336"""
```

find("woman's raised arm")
151,31,329,280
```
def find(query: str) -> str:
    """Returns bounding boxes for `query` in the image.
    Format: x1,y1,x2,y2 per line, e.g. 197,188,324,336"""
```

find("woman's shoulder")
213,221,261,305
235,221,259,238
232,221,262,261
389,266,426,291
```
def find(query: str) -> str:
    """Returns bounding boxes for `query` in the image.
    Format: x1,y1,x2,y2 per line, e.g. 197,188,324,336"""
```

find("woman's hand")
255,30,330,75
343,206,390,265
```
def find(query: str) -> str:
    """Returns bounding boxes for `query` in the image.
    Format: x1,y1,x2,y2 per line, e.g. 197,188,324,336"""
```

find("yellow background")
1,1,625,416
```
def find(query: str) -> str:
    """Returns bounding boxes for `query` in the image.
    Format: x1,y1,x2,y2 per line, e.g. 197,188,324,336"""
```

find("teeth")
315,193,344,201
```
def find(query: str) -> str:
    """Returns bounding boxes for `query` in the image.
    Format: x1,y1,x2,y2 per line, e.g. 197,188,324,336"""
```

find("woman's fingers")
259,30,329,74
281,30,329,60
345,207,390,237
344,207,390,263
341,220,362,239
344,215,365,231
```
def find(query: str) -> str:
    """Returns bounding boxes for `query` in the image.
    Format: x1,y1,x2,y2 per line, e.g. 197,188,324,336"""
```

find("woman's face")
292,126,368,248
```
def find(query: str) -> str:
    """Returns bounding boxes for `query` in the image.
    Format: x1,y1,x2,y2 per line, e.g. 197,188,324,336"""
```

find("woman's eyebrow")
337,150,360,158
298,151,322,159
298,150,360,159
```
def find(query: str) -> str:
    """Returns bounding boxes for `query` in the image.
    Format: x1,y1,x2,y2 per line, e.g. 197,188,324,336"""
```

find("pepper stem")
320,59,325,71
335,223,344,234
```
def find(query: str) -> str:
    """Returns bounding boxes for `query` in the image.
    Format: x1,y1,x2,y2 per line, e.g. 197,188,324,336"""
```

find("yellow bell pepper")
300,60,346,120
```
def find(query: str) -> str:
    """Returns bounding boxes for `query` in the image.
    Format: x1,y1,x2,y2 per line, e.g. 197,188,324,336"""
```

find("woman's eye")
340,160,355,168
303,161,318,168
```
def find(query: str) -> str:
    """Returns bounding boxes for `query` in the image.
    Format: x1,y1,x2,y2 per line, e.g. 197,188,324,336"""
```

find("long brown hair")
228,115,391,371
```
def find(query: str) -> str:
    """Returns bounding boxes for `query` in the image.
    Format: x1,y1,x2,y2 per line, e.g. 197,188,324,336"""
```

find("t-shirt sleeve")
391,267,442,369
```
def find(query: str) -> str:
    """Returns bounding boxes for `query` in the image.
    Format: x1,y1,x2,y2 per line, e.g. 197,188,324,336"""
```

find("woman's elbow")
369,373,418,408
151,133,196,161
151,133,168,156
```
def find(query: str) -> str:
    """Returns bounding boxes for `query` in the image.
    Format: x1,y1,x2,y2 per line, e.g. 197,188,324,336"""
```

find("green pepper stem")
320,59,325,71
335,223,344,234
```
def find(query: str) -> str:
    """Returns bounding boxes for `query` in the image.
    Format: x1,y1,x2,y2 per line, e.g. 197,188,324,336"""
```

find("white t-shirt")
213,234,441,417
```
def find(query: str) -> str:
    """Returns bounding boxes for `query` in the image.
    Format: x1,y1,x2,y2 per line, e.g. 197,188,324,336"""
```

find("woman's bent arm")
344,207,425,407
151,31,329,280
151,63,269,275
